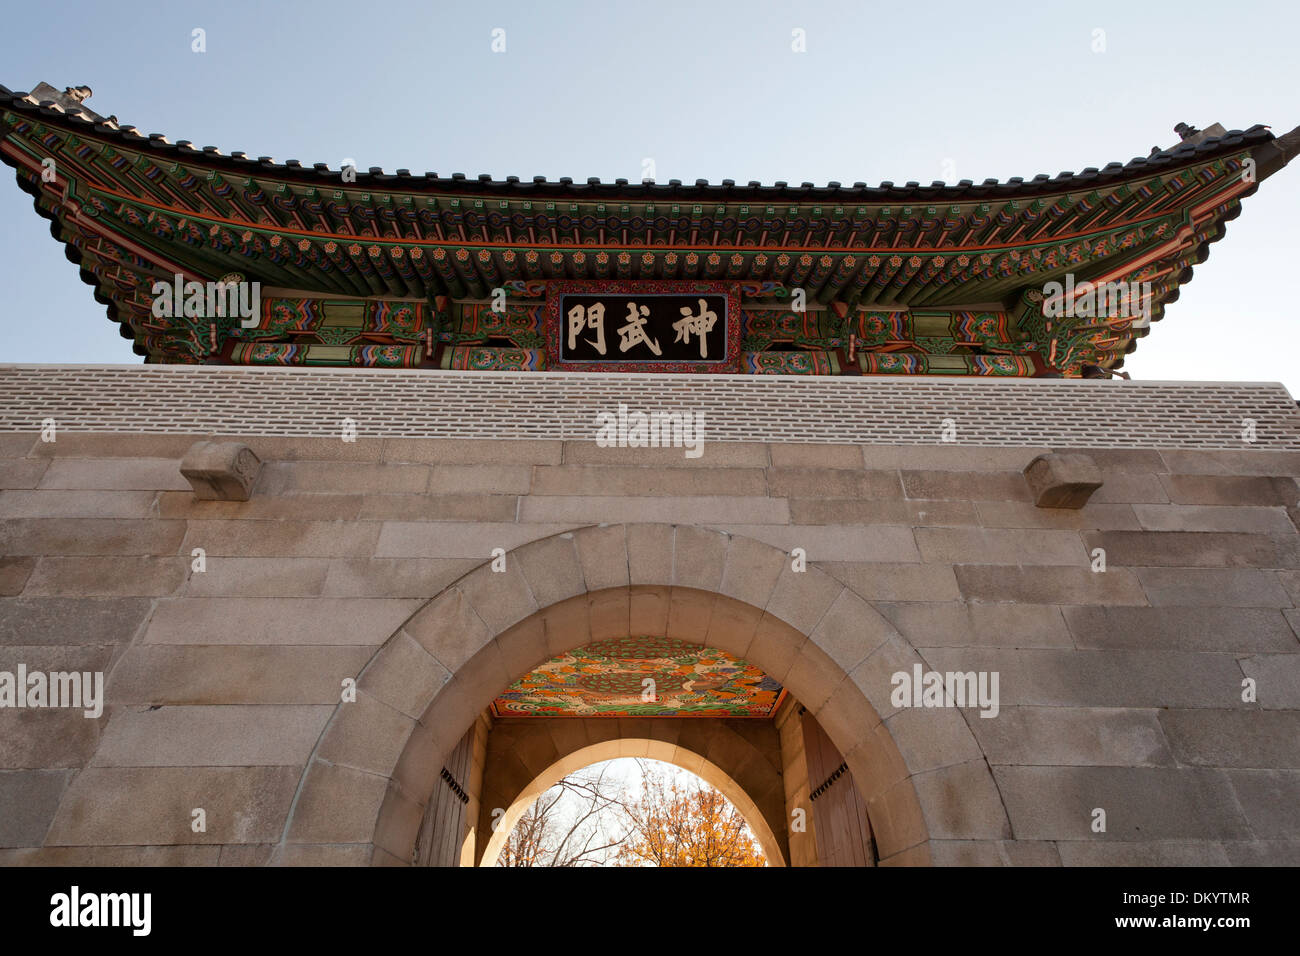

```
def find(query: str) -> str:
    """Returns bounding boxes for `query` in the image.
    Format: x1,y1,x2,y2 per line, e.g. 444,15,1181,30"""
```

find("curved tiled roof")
0,83,1283,203
2,81,1296,373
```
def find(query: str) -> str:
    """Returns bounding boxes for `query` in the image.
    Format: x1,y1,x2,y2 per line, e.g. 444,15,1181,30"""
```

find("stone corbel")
1024,452,1103,509
180,441,262,500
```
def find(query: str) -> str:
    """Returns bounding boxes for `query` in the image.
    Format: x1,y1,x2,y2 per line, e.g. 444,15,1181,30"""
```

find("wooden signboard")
546,280,741,372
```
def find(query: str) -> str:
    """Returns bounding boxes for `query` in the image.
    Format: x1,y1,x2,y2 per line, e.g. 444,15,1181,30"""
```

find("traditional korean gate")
802,712,877,867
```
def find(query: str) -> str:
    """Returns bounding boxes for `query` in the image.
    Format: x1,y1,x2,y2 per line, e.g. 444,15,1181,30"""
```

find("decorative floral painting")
491,636,785,718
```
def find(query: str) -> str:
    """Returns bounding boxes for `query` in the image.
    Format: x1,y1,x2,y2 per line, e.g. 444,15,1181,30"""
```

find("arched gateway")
6,85,1295,869
280,524,1003,866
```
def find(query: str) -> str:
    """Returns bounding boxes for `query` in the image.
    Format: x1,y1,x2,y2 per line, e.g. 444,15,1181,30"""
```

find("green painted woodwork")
1,97,1277,375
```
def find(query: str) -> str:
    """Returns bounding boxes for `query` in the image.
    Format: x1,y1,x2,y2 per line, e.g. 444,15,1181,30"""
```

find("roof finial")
1173,122,1227,149
26,82,102,122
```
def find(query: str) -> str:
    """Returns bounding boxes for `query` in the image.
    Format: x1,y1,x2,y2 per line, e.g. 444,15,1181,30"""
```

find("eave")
2,82,1295,373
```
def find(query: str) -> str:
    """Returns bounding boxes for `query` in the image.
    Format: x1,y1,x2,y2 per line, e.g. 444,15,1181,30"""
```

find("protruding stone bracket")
180,441,262,500
1024,453,1103,509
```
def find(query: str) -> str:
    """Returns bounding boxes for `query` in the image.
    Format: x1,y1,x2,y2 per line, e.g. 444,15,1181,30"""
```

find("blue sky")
2,0,1296,391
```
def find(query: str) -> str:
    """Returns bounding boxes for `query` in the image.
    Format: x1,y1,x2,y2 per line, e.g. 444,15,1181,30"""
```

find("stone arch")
279,523,1007,865
477,731,788,867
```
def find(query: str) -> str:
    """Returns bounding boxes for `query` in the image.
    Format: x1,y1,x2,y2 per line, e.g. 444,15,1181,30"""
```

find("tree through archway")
496,757,768,867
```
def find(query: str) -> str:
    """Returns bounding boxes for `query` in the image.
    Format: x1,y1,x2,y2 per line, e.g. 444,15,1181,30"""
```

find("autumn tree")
496,758,767,867
496,764,630,867
615,759,767,867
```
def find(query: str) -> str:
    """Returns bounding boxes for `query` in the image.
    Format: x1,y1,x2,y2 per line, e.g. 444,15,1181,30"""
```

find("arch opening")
285,525,982,866
482,748,783,867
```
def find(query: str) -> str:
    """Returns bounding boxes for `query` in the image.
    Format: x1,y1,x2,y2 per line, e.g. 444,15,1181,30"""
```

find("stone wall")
1,383,1298,865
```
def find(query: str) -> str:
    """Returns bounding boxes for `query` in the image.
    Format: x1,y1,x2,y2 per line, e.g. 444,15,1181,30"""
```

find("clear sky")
2,0,1296,391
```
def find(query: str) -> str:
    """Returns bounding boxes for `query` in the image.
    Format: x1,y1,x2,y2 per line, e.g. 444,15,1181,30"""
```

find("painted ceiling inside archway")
490,637,785,718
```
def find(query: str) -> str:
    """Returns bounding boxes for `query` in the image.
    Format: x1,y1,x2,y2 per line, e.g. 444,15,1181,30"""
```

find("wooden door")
413,727,473,866
801,712,876,866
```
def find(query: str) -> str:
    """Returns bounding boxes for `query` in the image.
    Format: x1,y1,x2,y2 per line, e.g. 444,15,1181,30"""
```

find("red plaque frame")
545,280,742,373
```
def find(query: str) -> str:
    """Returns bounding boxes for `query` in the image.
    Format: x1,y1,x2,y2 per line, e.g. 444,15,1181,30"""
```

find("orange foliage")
616,763,766,868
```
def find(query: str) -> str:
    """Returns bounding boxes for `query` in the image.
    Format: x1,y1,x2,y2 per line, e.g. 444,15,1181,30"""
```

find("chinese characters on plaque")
560,294,728,364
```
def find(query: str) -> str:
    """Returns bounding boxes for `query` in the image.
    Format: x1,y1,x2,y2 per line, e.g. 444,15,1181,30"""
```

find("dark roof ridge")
0,83,1286,204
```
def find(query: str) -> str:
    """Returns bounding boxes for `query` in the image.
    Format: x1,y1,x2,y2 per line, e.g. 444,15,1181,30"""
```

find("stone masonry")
1,367,1298,866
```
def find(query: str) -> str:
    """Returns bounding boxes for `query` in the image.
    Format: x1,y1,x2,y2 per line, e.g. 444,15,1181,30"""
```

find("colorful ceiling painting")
490,637,785,718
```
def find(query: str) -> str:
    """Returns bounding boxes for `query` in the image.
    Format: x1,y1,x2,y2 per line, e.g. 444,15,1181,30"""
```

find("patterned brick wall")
2,365,1297,447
